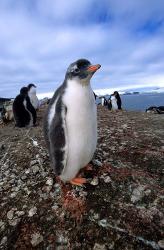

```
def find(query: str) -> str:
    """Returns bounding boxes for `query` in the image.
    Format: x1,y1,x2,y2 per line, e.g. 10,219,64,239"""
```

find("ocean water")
98,93,164,111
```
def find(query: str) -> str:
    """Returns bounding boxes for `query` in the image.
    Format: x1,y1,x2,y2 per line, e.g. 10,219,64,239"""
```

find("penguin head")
20,87,28,96
66,59,101,85
27,83,36,90
27,83,37,94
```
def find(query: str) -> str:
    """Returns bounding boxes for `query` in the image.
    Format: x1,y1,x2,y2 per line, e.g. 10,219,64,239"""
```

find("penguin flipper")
49,101,67,176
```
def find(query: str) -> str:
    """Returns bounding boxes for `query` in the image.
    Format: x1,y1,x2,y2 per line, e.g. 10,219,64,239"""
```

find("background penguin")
27,83,39,110
13,87,37,127
110,91,122,110
110,94,118,110
43,59,101,185
113,91,122,110
100,96,108,106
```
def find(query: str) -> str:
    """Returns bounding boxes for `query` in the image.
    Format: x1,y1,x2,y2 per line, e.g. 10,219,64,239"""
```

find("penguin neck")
66,78,91,89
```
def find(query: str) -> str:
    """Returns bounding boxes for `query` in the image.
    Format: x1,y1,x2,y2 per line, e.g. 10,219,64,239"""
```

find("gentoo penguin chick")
44,59,101,185
27,83,39,110
13,87,37,127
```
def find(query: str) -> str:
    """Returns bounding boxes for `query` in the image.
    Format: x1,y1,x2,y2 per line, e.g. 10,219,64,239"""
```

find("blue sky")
0,0,164,98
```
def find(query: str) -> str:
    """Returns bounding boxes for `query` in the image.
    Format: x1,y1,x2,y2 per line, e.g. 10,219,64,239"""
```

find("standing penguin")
114,91,122,110
13,87,37,127
110,91,122,110
27,83,39,110
44,59,101,185
110,94,118,110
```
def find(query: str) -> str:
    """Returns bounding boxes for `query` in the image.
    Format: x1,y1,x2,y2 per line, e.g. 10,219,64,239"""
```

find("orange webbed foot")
70,177,87,186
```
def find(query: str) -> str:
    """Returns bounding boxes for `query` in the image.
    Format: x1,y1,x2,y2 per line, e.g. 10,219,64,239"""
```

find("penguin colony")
44,59,101,184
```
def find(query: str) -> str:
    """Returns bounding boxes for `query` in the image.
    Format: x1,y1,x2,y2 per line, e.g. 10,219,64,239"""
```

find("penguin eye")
74,68,80,73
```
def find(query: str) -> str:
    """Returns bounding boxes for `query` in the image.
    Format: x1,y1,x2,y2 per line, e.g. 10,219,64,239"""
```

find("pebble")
131,185,145,203
32,140,38,147
31,232,43,247
56,233,68,245
90,177,99,186
52,205,59,211
103,176,112,183
0,236,7,246
10,192,17,198
46,178,53,186
92,159,102,167
9,218,20,226
7,210,14,220
0,221,5,231
16,211,25,217
25,169,30,174
28,207,37,217
32,165,40,174
158,239,164,249
21,175,27,180
93,243,107,250
98,219,108,228
30,160,38,166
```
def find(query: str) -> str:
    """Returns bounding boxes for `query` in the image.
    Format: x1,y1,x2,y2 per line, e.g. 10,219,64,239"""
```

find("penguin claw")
70,178,87,186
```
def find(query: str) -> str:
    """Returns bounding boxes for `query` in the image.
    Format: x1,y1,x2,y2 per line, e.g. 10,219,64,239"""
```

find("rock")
11,186,19,192
25,169,30,174
56,233,68,245
16,211,25,217
21,175,27,180
30,160,38,166
32,140,38,147
7,210,14,220
46,177,53,186
103,176,112,183
90,177,99,186
10,192,17,198
93,243,107,250
32,165,40,174
98,219,108,228
28,207,37,217
0,221,5,231
31,232,43,247
92,159,102,167
52,205,59,211
158,239,164,249
131,185,145,203
9,218,20,226
92,213,100,220
0,236,7,246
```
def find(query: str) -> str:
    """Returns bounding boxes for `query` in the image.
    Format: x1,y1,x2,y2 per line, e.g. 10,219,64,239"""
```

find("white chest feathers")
28,87,39,109
61,79,97,181
111,96,118,110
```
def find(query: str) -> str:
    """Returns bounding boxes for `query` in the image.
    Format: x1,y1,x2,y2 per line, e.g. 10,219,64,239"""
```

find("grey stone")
7,210,14,220
32,165,40,174
28,207,37,217
31,232,43,247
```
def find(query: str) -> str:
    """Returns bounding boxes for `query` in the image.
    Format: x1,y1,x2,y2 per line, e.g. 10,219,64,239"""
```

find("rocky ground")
0,106,164,250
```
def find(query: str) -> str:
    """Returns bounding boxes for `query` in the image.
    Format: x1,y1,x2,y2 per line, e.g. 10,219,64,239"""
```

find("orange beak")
87,64,101,72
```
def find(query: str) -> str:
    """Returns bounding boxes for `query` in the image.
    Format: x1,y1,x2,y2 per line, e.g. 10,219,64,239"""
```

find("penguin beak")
87,64,101,73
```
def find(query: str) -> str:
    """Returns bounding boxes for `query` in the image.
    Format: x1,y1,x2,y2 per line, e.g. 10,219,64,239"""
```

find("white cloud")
0,0,164,98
